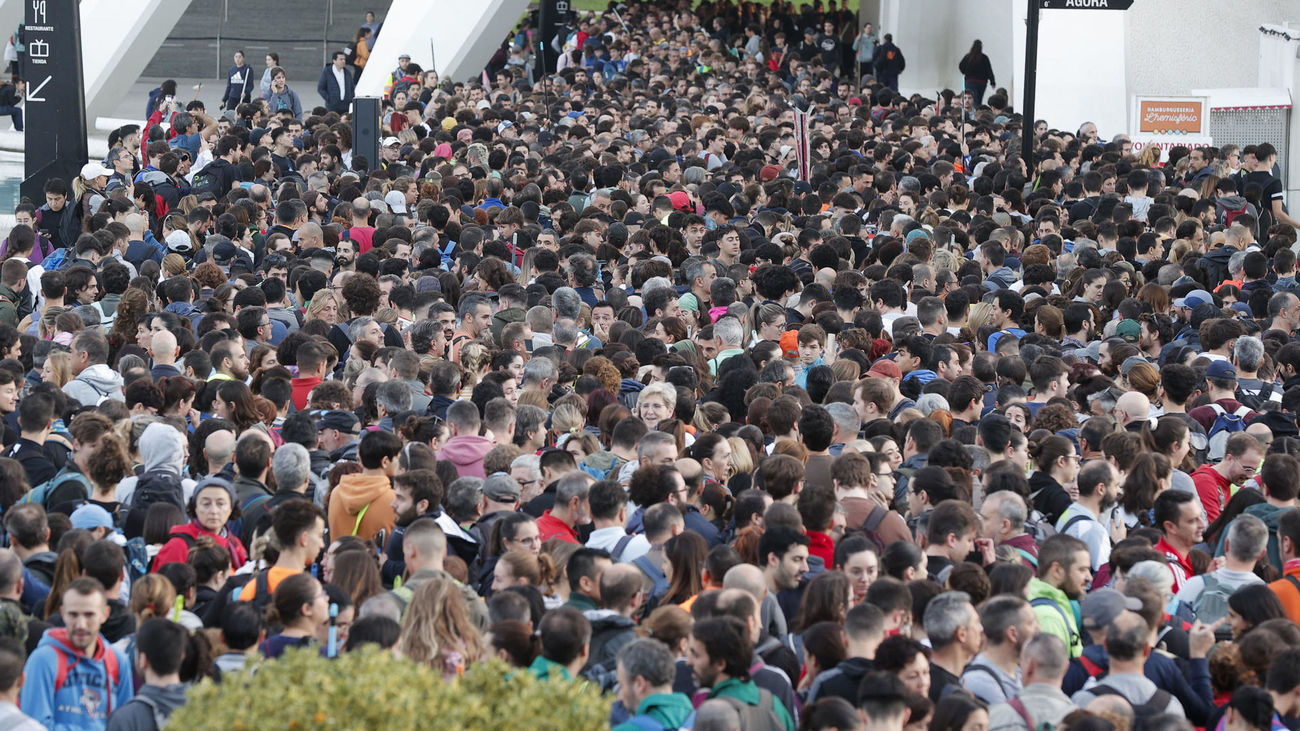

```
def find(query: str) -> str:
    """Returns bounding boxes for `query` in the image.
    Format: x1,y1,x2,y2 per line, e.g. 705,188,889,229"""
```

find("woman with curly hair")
191,261,225,294
108,288,149,365
1030,402,1077,433
474,257,513,292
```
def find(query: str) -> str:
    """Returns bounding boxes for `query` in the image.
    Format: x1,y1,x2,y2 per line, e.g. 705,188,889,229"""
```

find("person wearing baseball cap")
317,410,362,463
1173,289,1213,311
379,136,402,167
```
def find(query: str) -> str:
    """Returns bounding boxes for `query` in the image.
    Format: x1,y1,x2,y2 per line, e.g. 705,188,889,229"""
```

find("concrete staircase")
141,0,391,89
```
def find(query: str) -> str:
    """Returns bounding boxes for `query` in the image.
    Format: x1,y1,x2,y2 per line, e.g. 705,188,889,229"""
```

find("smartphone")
165,95,175,105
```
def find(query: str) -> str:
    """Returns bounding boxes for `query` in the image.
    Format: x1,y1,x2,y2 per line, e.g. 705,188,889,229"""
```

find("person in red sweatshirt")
537,472,594,544
290,340,331,411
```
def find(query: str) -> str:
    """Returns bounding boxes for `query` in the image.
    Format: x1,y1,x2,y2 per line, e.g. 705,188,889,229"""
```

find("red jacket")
152,521,248,572
1190,464,1231,523
537,510,578,544
807,531,834,568
290,376,322,411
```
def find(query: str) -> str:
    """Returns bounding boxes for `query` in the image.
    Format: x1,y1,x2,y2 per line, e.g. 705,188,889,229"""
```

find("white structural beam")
358,0,528,96
80,0,192,121
0,0,21,53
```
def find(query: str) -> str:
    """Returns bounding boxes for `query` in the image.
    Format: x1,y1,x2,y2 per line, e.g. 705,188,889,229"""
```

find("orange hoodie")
327,473,396,543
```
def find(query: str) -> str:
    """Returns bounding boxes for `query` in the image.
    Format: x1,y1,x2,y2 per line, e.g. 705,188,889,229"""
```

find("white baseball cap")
384,190,407,214
80,162,112,179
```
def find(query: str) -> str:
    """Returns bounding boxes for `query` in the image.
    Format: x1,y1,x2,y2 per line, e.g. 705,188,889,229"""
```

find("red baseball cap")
867,359,902,380
669,191,693,212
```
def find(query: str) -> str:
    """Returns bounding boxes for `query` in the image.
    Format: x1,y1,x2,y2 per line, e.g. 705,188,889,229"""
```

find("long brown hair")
662,532,707,605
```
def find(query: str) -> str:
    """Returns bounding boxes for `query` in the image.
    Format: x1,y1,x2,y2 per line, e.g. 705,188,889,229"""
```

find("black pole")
1022,0,1040,164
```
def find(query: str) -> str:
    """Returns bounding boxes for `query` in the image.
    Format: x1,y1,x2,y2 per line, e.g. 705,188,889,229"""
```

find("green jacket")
565,593,599,612
709,677,795,731
1027,577,1081,658
527,655,573,682
612,693,695,731
0,283,18,327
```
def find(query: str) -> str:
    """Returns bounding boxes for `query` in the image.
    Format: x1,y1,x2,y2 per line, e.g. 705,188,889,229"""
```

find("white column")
0,0,21,52
358,0,529,95
80,0,192,121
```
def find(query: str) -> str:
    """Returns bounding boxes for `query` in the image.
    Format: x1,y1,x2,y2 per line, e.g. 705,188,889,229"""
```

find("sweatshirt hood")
140,421,186,473
334,474,394,513
38,626,109,663
77,364,124,391
437,435,494,467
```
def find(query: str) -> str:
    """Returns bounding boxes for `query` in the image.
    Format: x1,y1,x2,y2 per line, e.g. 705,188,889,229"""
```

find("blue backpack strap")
625,715,667,731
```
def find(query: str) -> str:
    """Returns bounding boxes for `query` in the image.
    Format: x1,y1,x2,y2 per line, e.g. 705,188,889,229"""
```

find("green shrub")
170,647,609,730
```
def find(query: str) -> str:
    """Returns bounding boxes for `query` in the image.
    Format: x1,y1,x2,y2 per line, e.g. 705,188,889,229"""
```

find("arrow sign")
26,75,52,102
1040,0,1133,8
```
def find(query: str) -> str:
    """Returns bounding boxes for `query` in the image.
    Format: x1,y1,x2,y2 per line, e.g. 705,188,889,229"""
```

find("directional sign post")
1022,0,1134,162
20,0,89,202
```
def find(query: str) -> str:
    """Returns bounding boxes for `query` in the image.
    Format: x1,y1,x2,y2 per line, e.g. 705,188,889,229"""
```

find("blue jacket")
20,628,134,730
316,65,355,114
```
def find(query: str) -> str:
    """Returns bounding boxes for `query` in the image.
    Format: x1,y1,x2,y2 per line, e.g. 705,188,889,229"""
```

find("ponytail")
43,530,95,619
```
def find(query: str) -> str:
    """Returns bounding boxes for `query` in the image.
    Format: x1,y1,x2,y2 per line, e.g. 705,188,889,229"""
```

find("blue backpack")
1206,403,1251,462
22,465,91,510
41,247,71,271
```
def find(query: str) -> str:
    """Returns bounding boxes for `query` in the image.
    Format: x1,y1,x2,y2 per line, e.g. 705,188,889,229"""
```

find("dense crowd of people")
0,0,1295,729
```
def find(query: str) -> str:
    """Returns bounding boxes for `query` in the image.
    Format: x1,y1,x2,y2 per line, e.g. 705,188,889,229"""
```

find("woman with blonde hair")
551,402,586,448
966,302,994,336
42,350,73,387
306,290,341,325
161,253,187,278
457,342,492,400
637,381,677,431
397,578,483,681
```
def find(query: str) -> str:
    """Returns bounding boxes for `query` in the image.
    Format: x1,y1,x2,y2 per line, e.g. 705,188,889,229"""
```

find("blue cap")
70,504,114,531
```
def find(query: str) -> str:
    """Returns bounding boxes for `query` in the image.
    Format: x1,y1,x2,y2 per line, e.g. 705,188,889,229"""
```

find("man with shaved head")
148,330,181,381
297,221,323,251
347,197,376,252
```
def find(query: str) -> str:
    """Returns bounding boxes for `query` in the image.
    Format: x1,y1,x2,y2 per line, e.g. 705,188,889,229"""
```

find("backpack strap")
1059,513,1092,537
351,503,371,536
1015,547,1039,567
624,716,667,731
1030,597,1076,646
863,505,888,531
1007,697,1036,731
611,533,635,561
962,663,1005,698
1286,575,1300,595
53,642,119,713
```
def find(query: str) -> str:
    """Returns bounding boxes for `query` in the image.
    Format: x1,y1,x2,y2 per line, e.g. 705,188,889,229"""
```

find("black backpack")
125,470,187,539
1091,685,1173,731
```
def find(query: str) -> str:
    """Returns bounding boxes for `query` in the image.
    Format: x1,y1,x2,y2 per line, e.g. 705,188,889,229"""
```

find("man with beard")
381,470,442,584
207,338,250,382
961,596,1038,704
1056,460,1120,573
1028,534,1091,658
335,238,357,271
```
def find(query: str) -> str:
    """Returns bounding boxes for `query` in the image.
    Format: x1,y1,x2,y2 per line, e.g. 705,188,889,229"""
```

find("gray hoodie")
115,422,198,504
62,363,125,406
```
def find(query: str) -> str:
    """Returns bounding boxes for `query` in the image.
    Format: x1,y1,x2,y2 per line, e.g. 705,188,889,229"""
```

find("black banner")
536,0,571,80
21,0,89,202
